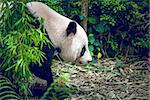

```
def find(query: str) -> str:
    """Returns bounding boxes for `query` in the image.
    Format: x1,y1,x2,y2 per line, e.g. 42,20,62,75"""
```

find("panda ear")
66,21,77,37
71,15,81,24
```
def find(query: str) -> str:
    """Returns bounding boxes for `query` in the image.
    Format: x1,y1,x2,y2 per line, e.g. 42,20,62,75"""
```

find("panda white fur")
26,2,92,64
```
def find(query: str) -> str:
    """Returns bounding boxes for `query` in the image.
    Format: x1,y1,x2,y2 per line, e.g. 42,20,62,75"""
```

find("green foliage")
0,75,20,100
42,0,64,14
94,23,110,33
0,1,49,80
88,33,95,55
133,37,150,48
0,0,64,97
100,14,115,26
41,73,72,99
87,0,149,59
60,0,82,18
108,37,118,51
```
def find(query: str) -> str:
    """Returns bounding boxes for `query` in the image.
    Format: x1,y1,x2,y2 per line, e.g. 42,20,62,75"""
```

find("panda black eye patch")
80,46,86,57
66,21,77,36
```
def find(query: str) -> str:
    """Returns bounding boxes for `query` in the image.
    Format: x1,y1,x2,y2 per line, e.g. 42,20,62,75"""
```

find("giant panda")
1,1,92,97
26,1,92,83
26,1,92,97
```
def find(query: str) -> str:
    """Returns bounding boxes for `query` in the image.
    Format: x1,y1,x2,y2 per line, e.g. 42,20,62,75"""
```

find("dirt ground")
52,58,149,100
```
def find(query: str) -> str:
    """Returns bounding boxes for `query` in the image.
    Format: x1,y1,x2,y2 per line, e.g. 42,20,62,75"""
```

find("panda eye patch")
80,46,86,57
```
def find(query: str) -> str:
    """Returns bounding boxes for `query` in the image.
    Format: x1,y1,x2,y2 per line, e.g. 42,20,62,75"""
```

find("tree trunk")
81,0,88,32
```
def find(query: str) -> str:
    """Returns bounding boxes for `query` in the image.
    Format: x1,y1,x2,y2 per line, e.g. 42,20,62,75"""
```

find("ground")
52,58,149,100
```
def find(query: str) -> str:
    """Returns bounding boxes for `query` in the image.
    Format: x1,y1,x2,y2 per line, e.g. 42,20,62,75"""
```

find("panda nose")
87,60,92,63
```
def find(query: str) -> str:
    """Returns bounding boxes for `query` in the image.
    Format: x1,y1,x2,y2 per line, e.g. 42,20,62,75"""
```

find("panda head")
26,2,92,64
60,21,92,64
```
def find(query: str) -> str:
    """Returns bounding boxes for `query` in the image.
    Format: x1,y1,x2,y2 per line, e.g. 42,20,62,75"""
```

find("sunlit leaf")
97,52,102,59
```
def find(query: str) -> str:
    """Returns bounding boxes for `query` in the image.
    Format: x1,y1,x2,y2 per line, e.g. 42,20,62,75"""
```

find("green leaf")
108,38,118,51
88,17,97,24
6,64,16,71
0,94,19,100
14,18,22,27
94,24,105,33
89,45,94,51
94,39,100,46
90,51,94,56
15,59,23,72
97,52,102,59
89,36,95,44
88,33,94,37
